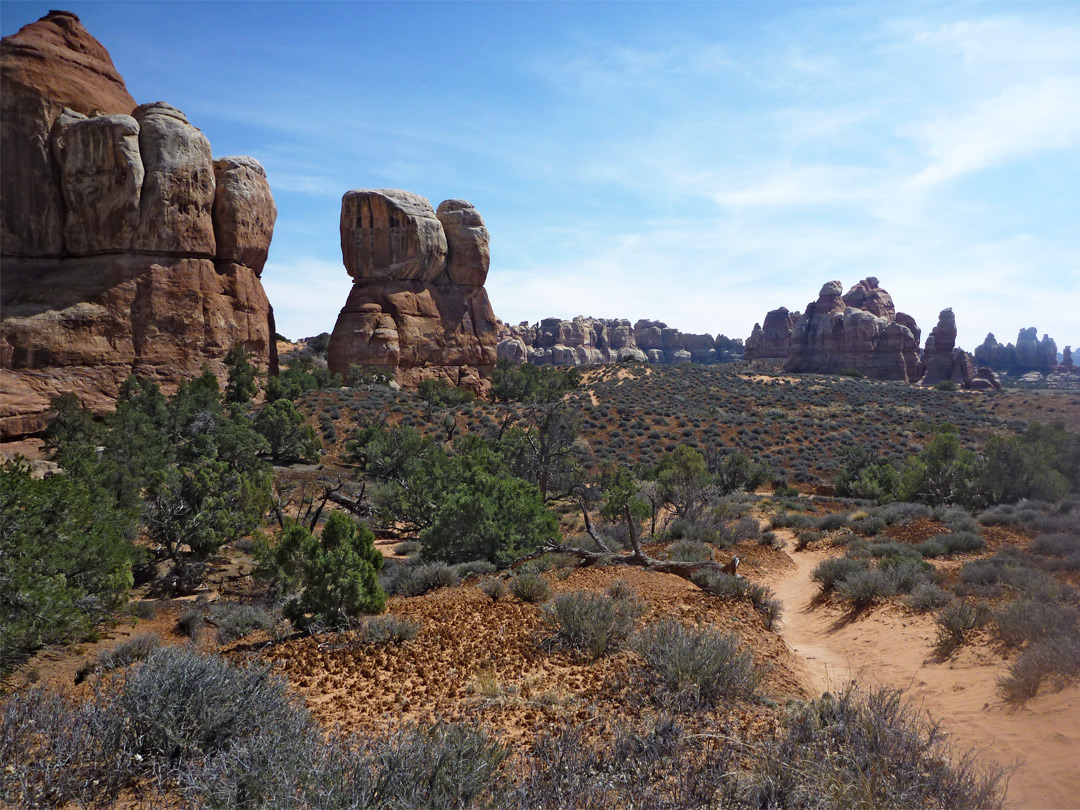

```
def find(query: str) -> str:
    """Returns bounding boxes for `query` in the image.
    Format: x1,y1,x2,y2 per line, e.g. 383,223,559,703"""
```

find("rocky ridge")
498,318,743,367
1,10,277,439
327,190,498,392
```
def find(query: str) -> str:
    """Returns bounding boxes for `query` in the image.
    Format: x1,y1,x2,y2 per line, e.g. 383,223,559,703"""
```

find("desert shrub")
211,601,276,643
874,502,932,526
176,607,205,640
997,635,1080,704
746,687,1007,810
934,600,991,657
731,515,761,541
688,571,781,628
1,649,507,810
906,581,955,611
834,447,900,503
358,614,421,645
815,512,852,532
77,633,163,683
632,619,764,708
938,531,986,554
394,540,422,556
510,572,552,603
882,559,935,594
957,553,1066,600
915,538,948,558
867,540,921,561
480,577,508,602
1030,533,1080,558
991,600,1078,648
837,568,894,609
933,506,980,534
667,539,713,562
453,559,498,578
811,557,866,592
758,530,783,549
410,562,462,594
606,579,636,601
543,591,643,659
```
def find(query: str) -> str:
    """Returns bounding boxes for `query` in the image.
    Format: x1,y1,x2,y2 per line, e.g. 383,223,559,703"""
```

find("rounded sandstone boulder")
436,199,489,286
340,189,446,282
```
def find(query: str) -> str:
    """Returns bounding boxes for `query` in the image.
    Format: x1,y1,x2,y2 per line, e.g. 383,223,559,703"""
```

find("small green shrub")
211,601,276,643
667,539,713,562
358,615,420,645
934,600,991,657
811,557,865,592
837,569,894,609
480,577,508,602
632,619,764,708
543,591,643,659
510,572,552,603
906,581,954,611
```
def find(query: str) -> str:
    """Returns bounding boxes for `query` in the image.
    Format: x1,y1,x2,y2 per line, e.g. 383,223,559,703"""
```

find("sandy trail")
767,543,1080,810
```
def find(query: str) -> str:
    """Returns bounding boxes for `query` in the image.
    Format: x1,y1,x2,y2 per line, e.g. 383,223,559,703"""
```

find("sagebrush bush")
632,619,764,708
480,577,508,602
934,600,991,657
991,600,1078,648
176,607,204,640
543,591,643,659
211,601,276,643
906,581,954,611
746,687,1007,810
997,635,1080,704
811,557,865,592
667,539,713,562
358,614,421,645
510,572,552,603
837,569,894,609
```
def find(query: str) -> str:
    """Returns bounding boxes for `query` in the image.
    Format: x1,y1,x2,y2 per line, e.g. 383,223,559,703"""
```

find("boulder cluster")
745,278,999,389
1,11,276,438
326,190,499,392
498,318,742,367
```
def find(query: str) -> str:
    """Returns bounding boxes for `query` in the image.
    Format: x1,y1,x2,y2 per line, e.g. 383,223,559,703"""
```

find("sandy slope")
767,543,1080,810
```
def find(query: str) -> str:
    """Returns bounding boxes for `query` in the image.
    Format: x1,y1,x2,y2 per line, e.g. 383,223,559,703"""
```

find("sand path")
767,543,1080,810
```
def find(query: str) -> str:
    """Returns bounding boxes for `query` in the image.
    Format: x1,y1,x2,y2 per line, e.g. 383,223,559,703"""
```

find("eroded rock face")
213,156,276,274
1,11,277,438
1,9,137,257
782,279,922,381
745,306,799,360
436,199,489,286
328,190,497,392
341,189,447,282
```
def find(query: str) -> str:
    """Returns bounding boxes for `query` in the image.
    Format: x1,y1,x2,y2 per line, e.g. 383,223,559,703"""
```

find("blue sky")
4,1,1078,352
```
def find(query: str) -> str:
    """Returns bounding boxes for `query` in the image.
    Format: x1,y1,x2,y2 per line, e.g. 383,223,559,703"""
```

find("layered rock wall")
327,190,498,392
1,11,276,438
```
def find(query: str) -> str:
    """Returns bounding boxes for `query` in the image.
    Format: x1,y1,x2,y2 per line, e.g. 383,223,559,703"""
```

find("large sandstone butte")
1,11,277,439
778,278,924,382
327,191,498,392
745,307,800,360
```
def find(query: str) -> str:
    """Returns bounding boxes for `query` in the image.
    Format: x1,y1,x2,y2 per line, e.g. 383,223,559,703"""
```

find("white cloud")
908,76,1080,188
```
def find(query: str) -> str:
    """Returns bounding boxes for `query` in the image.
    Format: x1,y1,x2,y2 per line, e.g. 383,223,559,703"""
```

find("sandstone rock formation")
1,11,277,439
975,329,1059,376
498,317,742,367
918,309,976,387
782,279,923,381
327,190,497,391
745,307,799,360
